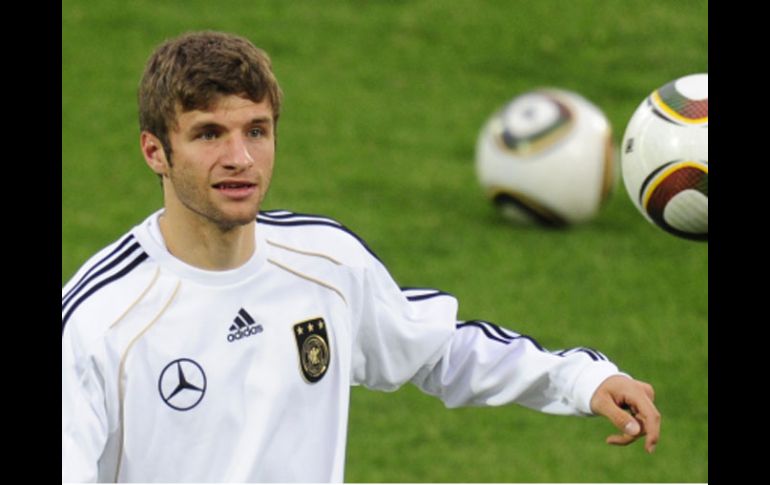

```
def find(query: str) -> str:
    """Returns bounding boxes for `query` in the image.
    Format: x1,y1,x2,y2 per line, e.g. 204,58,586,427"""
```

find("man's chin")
212,212,259,231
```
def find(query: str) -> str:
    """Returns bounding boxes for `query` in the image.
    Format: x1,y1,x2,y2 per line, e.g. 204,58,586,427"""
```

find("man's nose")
223,135,254,169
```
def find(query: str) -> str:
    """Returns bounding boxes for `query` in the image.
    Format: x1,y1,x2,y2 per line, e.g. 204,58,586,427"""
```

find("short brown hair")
138,31,283,157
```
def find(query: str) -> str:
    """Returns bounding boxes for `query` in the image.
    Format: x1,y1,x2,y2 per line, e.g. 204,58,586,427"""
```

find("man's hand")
589,375,660,453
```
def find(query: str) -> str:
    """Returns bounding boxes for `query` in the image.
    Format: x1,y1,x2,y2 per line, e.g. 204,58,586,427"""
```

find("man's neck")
157,210,256,271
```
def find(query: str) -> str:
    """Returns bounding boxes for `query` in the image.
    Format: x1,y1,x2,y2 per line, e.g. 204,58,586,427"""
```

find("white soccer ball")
620,73,708,241
475,88,616,227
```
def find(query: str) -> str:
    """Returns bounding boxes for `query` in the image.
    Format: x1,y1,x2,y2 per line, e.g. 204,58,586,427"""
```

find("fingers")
638,401,661,454
595,399,639,437
605,412,658,453
606,428,639,447
591,376,661,454
626,381,661,453
639,380,655,402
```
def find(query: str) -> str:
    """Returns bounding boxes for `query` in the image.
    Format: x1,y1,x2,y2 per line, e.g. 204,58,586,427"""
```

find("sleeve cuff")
572,361,630,415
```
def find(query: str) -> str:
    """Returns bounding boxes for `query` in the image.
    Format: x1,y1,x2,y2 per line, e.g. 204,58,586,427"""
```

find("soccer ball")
620,73,708,241
475,88,615,227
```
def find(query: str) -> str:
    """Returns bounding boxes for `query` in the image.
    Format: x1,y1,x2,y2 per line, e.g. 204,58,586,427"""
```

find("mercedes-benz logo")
158,358,207,411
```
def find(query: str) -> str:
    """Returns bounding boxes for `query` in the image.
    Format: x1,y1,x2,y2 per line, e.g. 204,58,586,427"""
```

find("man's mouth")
212,182,258,199
213,182,256,189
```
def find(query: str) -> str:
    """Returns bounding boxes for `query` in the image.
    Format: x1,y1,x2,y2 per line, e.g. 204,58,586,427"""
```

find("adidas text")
228,324,263,342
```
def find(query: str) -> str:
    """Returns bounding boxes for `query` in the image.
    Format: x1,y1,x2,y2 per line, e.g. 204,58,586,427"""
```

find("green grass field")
62,0,708,482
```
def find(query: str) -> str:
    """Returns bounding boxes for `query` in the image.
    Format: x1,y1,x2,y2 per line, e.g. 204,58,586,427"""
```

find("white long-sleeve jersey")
62,209,623,483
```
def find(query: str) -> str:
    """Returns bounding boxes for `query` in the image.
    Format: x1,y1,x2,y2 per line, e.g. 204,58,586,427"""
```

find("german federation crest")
293,318,331,383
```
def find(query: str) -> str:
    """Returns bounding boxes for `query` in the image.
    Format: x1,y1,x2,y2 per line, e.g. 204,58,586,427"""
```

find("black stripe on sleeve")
457,321,610,364
258,210,343,225
456,320,546,351
580,348,601,361
557,347,607,362
589,347,608,361
61,252,150,334
62,242,143,310
558,348,598,361
257,210,383,263
401,287,454,302
62,234,136,303
456,321,512,345
479,320,528,345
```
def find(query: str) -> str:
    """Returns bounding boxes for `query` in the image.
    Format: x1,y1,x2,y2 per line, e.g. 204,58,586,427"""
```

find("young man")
61,31,660,483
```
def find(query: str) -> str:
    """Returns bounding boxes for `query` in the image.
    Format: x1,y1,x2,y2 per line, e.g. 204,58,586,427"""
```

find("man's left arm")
409,319,660,452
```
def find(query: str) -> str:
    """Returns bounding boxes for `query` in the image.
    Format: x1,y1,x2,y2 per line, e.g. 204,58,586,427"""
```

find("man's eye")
248,128,264,138
198,131,218,140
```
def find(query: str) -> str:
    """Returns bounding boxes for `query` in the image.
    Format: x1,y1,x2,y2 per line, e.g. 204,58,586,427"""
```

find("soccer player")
61,31,660,483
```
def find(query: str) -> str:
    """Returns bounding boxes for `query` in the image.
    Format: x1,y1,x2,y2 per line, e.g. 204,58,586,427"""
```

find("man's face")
157,95,276,231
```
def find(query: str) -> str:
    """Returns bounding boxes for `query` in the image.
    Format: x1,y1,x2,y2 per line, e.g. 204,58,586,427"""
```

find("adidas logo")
227,308,263,342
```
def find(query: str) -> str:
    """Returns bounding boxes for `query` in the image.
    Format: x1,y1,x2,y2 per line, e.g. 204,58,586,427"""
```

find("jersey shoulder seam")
257,209,382,263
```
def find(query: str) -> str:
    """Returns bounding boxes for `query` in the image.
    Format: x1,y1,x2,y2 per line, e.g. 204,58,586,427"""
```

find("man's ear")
141,131,170,176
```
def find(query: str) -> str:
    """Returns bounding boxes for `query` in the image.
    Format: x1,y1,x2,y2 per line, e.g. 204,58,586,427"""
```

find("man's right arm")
62,327,109,483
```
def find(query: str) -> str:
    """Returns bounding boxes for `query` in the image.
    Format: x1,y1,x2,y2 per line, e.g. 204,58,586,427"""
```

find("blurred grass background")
62,0,708,482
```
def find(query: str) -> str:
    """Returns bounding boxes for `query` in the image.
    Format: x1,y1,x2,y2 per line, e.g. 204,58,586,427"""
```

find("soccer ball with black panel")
475,88,616,227
620,73,708,241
